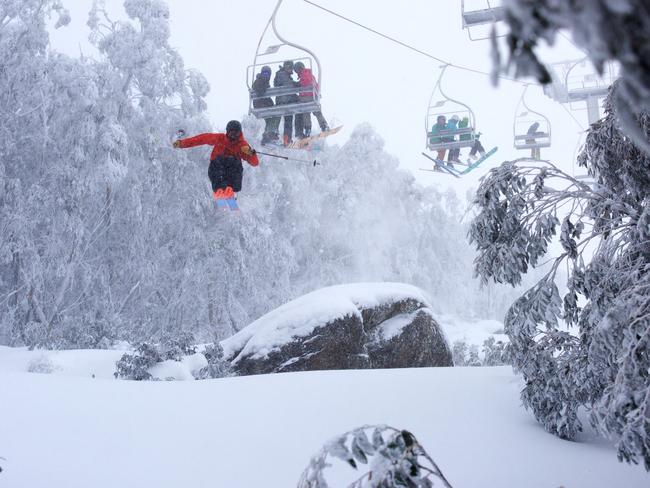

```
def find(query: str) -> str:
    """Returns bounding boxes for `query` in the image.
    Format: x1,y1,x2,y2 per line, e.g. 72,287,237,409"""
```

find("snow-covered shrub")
161,332,196,361
482,337,507,366
27,355,57,374
451,340,468,366
114,343,162,381
466,345,482,367
298,425,453,488
195,343,232,379
496,0,650,151
452,338,508,366
114,332,229,380
469,86,650,468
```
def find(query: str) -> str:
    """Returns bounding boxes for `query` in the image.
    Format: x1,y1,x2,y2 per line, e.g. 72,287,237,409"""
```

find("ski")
288,125,343,150
213,188,240,212
262,141,322,152
226,197,239,211
457,147,498,175
214,197,239,212
420,153,461,178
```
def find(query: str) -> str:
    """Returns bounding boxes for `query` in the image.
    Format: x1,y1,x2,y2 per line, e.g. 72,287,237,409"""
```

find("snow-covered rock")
222,283,453,375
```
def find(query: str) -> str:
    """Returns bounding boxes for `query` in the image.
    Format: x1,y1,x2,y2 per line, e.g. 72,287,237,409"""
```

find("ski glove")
241,145,256,156
173,140,182,148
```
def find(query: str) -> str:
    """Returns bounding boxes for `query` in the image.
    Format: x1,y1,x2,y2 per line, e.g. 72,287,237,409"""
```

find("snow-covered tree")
0,0,210,347
496,0,650,150
1,1,520,348
469,83,650,469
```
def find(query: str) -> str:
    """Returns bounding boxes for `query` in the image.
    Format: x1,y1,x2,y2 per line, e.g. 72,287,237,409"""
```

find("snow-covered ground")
435,313,508,347
1,346,648,487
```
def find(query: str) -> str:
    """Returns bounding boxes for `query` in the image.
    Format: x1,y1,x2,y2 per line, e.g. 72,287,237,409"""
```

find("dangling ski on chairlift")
421,65,497,177
247,0,341,150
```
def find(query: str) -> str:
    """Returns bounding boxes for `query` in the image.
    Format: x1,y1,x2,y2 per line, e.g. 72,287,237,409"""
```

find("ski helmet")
261,65,271,77
226,120,242,140
282,60,294,71
294,61,305,73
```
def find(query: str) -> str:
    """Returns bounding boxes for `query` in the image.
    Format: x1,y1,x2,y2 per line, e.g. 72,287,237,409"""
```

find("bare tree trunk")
11,250,19,308
207,282,215,328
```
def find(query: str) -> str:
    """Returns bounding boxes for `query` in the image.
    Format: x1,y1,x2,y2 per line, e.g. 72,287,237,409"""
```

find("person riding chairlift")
526,122,541,160
273,61,300,146
446,115,461,167
429,115,448,161
293,61,329,139
252,65,280,145
459,116,486,163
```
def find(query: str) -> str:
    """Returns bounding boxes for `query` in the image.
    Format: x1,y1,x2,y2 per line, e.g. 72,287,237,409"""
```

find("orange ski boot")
222,186,235,199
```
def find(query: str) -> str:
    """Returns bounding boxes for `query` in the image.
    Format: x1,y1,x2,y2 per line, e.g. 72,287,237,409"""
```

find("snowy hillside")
1,351,648,488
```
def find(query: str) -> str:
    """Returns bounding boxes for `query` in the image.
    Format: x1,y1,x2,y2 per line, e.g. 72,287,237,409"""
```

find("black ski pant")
295,96,328,138
282,114,294,142
448,148,460,162
208,155,243,192
253,97,280,143
262,116,280,143
276,94,299,142
469,140,485,156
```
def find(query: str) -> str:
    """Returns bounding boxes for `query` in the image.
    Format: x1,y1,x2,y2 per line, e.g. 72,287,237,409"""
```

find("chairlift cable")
302,0,524,84
558,31,587,55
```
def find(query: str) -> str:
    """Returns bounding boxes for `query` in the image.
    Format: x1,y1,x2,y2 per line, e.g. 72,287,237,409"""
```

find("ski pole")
255,150,319,167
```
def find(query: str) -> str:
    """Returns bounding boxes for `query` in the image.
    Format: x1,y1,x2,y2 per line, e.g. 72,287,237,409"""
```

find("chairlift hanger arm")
426,65,477,130
253,0,322,87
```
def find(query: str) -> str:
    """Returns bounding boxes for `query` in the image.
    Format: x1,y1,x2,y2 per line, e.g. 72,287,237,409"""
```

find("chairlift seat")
515,141,552,149
249,84,320,119
251,84,317,99
427,140,476,151
251,101,322,118
514,132,551,149
427,127,476,151
462,6,505,27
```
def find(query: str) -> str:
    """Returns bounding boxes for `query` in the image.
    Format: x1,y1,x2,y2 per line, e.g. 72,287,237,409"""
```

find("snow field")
1,352,648,487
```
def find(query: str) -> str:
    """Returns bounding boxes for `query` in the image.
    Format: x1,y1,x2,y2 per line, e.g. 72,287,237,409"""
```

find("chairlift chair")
425,66,477,157
461,0,506,41
247,0,323,121
247,57,321,119
513,86,551,154
543,58,618,124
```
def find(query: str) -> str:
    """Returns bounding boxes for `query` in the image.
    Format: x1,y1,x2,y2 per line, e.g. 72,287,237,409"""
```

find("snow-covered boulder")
221,283,453,375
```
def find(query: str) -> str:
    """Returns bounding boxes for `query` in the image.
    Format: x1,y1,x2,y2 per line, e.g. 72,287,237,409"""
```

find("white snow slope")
1,348,648,487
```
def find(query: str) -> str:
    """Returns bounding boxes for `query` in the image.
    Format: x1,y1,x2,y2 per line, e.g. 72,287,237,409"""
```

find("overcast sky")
49,0,600,197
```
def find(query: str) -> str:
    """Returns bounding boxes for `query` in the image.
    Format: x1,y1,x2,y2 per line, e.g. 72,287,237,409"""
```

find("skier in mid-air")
173,120,259,200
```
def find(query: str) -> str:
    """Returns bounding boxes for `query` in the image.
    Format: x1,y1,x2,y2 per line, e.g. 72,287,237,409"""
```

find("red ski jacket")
297,68,319,98
176,133,259,166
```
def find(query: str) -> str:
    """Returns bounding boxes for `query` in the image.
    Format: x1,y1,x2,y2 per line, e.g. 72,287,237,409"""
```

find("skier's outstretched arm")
173,133,218,149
